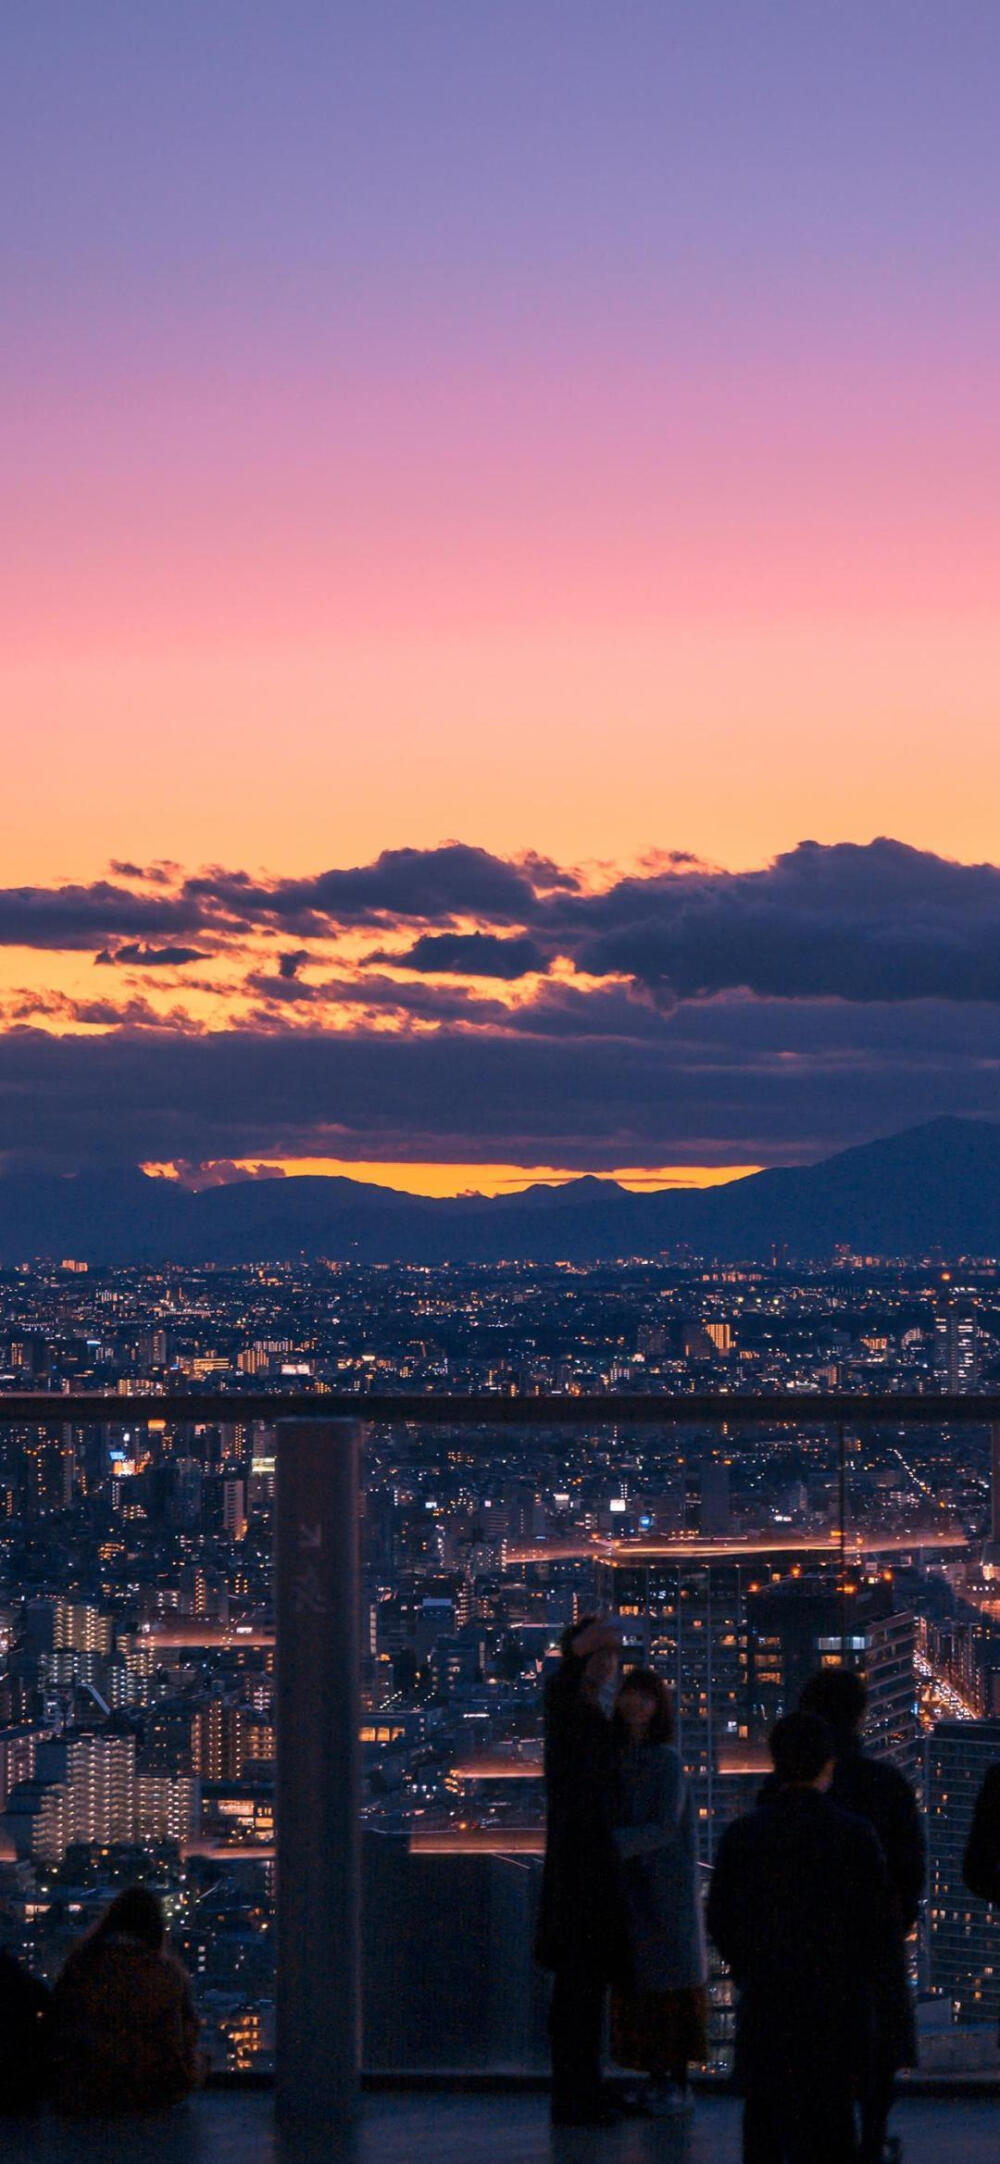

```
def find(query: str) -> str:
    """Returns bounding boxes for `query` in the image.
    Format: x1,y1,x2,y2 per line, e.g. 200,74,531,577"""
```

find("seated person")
0,1942,50,2111
49,1886,200,2115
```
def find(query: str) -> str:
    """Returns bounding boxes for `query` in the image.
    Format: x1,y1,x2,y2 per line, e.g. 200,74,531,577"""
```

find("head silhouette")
94,1886,166,1952
799,1667,867,1749
769,1710,835,1789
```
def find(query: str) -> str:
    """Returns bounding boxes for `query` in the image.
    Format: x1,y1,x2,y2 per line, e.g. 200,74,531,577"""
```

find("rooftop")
3,2089,999,2164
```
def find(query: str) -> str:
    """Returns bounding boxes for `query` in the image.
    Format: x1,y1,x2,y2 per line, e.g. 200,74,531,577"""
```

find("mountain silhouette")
1,1117,998,1265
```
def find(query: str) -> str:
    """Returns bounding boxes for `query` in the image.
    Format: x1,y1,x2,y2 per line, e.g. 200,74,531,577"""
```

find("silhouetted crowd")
0,1885,200,2118
538,1615,1000,2162
5,1640,1000,2154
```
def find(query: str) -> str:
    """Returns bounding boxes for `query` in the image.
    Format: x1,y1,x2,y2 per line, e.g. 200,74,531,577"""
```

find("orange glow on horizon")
140,1157,763,1199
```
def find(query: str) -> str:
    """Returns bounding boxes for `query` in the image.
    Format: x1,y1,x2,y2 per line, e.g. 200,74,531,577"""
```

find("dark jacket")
0,1948,50,2111
829,1743,925,1934
613,1741,706,1992
707,1787,895,2099
536,1657,628,1978
831,1742,923,2070
964,1764,1000,1905
758,1738,924,2070
49,1931,200,2116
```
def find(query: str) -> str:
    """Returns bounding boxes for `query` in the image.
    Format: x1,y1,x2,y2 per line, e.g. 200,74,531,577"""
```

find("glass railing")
2,1392,1000,2081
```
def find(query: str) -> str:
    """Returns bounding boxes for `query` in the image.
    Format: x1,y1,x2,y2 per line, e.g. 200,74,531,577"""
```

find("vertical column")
992,1424,1000,1549
275,1419,361,2131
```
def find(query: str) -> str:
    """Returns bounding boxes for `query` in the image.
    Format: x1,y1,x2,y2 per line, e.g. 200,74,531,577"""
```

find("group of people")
0,1886,200,2117
537,1614,927,2162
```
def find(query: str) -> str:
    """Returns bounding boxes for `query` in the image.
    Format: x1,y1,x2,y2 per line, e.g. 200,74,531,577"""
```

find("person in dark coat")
536,1614,629,2126
0,1942,50,2111
799,1668,924,2164
48,1886,200,2116
609,1668,707,2117
708,1710,895,2164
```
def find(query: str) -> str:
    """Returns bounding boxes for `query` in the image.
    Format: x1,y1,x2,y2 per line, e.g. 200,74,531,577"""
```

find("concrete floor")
2,2089,998,2164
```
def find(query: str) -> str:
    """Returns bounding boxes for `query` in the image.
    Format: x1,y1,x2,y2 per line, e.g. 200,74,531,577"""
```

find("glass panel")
0,1347,997,2082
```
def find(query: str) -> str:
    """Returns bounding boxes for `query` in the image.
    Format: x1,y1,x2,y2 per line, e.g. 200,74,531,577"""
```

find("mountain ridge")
0,1117,998,1265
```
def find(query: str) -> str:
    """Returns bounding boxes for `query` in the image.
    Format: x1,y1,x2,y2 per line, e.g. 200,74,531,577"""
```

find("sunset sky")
3,4,999,1189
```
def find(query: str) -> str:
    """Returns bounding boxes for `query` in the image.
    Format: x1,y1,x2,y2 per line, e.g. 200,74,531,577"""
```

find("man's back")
830,1745,924,1931
708,1787,892,2095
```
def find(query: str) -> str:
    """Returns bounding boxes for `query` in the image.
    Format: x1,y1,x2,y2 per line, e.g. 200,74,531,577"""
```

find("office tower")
597,1539,919,1854
747,1574,919,1779
137,1327,168,1369
699,1458,732,1538
927,1719,1000,2022
223,1477,248,1543
704,1321,733,1355
934,1293,979,1392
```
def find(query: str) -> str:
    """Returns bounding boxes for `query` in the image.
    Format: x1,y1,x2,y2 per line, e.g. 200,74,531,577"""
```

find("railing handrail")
1,1388,998,1423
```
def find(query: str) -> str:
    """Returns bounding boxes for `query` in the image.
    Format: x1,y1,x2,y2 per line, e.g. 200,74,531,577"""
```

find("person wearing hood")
48,1885,200,2115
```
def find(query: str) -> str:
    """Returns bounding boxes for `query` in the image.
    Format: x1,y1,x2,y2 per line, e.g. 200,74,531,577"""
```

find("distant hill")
1,1118,999,1266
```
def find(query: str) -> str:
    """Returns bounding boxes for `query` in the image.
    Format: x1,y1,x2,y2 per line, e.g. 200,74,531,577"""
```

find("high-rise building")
926,1719,1000,2022
747,1574,919,1779
191,1699,246,1781
223,1478,248,1544
704,1321,733,1356
934,1293,979,1392
597,1539,919,1853
135,1771,199,1844
53,1599,112,1656
21,1730,137,1858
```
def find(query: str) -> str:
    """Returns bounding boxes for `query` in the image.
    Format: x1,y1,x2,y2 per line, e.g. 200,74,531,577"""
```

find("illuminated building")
223,1478,248,1543
934,1291,980,1392
747,1573,919,1778
927,1719,1000,2023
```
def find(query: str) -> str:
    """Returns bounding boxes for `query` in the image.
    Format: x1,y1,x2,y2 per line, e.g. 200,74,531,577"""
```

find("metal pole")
991,1424,1000,1548
275,1419,361,2133
838,1420,848,1658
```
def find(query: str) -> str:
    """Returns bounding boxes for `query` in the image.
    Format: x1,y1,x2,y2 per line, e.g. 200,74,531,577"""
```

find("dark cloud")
244,970,512,1027
8,841,1000,1011
375,932,549,979
184,843,543,931
6,836,1000,1174
513,852,581,893
95,943,209,968
0,882,211,951
556,839,1000,1002
2,996,1000,1174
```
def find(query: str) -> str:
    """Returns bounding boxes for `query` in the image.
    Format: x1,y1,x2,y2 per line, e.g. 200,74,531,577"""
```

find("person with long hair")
48,1885,200,2116
610,1667,707,2117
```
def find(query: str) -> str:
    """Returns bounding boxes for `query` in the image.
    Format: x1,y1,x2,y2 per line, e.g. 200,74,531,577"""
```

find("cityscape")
3,1249,1000,2071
